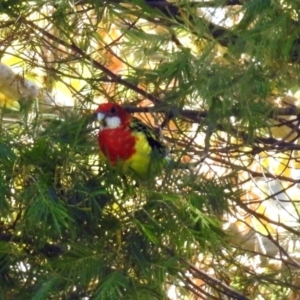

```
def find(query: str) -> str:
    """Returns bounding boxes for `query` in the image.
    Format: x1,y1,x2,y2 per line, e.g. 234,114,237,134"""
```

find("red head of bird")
96,102,130,130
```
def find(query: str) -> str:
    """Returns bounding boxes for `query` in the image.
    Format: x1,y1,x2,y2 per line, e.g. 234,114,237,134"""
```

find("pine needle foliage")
1,1,300,299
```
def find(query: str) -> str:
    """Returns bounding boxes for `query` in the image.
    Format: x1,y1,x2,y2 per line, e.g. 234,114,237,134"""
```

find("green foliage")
1,0,300,299
0,111,225,299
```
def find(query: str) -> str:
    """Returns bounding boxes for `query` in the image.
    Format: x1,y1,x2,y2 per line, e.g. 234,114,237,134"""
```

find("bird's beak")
97,112,105,122
96,112,106,128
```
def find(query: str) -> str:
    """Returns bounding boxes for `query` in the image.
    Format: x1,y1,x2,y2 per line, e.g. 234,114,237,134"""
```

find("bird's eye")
110,107,116,114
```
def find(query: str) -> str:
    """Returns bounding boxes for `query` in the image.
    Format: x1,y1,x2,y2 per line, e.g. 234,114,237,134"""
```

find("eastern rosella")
96,102,168,177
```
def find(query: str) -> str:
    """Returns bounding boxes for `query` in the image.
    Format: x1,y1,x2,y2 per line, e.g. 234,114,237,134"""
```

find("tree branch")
182,258,249,300
19,16,162,106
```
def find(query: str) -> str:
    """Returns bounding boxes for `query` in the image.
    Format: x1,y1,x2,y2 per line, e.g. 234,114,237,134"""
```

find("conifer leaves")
2,0,300,299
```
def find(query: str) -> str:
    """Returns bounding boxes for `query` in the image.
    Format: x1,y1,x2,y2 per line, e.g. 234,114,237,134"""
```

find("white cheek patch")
97,113,121,130
105,116,121,129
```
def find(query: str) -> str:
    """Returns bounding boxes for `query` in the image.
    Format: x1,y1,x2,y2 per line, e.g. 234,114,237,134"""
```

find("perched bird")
95,102,168,177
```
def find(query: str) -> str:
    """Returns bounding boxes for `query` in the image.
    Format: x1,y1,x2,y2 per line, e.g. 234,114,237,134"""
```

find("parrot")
95,102,168,177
